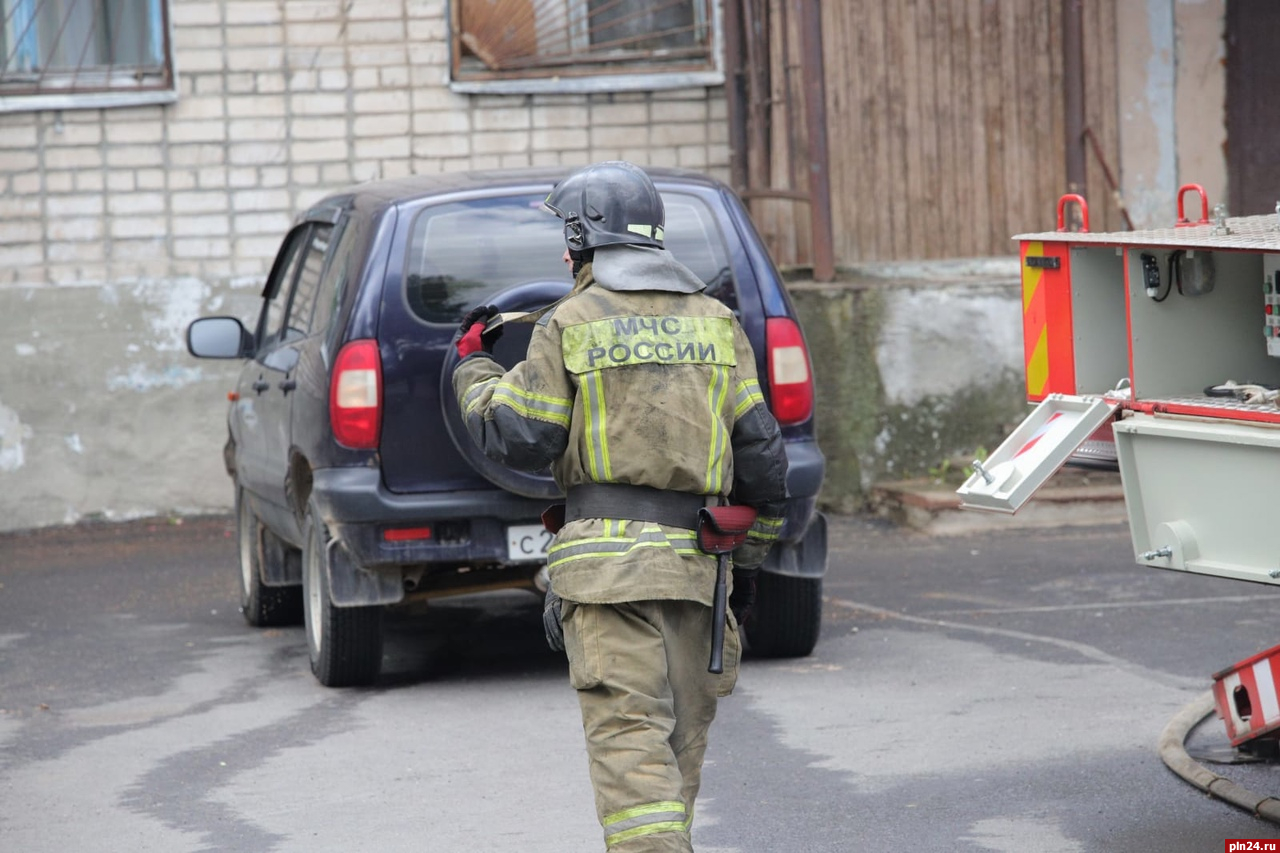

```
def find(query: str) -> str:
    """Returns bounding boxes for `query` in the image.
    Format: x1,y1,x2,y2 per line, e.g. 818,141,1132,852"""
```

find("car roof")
309,166,728,218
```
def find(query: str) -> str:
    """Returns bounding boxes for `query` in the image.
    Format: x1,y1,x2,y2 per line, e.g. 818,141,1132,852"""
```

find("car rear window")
404,190,736,324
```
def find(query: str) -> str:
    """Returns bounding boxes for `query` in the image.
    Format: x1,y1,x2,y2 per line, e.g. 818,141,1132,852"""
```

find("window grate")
1,0,171,97
453,0,714,81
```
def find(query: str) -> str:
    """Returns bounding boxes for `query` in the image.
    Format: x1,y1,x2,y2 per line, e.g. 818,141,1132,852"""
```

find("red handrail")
1176,184,1210,226
1056,193,1089,232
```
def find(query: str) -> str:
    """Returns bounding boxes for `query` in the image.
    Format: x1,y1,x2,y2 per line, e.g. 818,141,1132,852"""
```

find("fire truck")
957,186,1280,749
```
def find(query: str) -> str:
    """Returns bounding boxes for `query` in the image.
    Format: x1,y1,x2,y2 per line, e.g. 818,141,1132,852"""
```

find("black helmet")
544,161,665,252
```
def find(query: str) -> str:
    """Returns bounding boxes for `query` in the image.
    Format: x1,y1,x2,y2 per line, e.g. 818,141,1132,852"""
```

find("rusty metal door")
1226,1,1280,216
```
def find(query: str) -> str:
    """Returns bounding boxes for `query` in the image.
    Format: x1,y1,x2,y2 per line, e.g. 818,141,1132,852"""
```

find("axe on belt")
696,505,757,674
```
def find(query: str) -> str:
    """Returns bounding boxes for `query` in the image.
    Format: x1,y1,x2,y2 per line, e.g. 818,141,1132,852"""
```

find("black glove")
729,569,758,626
456,305,503,357
543,585,564,651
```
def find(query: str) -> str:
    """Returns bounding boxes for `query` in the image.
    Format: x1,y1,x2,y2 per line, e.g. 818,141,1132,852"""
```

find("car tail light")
330,339,382,449
765,317,814,425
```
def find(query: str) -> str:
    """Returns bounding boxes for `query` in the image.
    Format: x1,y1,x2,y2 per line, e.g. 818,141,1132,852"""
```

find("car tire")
302,498,383,687
236,487,303,627
744,571,823,658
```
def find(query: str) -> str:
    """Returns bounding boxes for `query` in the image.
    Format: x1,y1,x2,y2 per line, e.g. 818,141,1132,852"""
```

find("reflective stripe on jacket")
453,249,788,604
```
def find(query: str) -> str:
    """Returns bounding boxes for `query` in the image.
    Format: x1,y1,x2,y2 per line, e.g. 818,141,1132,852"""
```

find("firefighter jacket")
452,244,789,606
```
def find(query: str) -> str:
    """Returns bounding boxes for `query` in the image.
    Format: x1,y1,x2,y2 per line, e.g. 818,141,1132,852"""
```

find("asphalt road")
2,513,1280,852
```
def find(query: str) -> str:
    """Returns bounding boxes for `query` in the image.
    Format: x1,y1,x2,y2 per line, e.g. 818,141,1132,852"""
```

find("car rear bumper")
311,467,550,569
779,438,825,542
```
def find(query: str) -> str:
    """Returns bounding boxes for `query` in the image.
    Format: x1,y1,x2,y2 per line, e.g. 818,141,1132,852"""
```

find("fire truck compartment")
1114,412,1280,585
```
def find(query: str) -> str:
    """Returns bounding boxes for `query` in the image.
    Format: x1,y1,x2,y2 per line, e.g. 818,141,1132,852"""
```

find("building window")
450,0,721,94
0,0,175,112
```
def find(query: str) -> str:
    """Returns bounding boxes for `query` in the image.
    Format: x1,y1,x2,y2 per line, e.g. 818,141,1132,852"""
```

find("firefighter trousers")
562,598,741,852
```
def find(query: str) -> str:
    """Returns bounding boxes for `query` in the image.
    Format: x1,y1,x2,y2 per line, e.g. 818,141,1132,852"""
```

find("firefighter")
451,160,788,852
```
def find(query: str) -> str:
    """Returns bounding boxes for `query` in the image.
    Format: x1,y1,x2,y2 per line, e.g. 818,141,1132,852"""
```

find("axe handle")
708,552,728,674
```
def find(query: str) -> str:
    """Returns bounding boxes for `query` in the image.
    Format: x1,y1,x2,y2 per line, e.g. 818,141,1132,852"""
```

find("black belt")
564,483,712,530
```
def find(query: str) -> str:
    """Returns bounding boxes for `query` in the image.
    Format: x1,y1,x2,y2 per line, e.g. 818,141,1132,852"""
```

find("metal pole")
1063,0,1087,228
796,0,835,282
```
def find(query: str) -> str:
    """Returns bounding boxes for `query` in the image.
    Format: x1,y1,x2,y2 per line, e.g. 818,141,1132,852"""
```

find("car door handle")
278,379,297,393
252,379,270,393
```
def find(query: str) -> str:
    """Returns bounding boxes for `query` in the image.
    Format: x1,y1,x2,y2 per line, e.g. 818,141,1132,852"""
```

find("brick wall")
0,0,730,289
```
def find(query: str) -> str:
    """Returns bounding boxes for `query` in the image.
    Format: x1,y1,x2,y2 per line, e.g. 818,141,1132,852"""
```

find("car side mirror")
187,317,253,359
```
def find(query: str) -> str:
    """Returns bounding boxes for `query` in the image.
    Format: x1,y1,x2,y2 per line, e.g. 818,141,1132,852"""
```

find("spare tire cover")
440,280,571,500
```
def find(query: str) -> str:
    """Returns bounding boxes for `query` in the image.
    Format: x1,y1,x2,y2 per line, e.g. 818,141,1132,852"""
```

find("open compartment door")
956,394,1120,514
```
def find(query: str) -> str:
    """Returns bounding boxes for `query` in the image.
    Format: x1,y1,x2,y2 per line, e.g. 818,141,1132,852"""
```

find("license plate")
507,524,553,562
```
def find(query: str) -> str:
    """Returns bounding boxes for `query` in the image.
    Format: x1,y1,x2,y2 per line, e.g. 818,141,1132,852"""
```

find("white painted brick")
590,103,650,126
44,122,102,146
233,235,282,260
47,194,104,217
107,192,164,215
291,118,342,141
379,159,413,180
170,1,221,26
229,142,289,167
260,167,289,187
0,244,44,266
499,153,531,168
652,88,707,101
321,163,352,184
380,66,411,88
319,69,349,90
530,151,562,167
226,94,287,118
0,194,41,218
233,189,291,212
355,137,411,160
174,191,230,214
409,85,468,111
474,107,531,133
709,98,728,121
0,151,38,172
227,47,285,71
354,114,410,137
168,170,198,191
174,237,231,259
224,1,283,25
104,147,158,169
288,69,319,91
413,135,470,158
173,25,225,50
708,121,727,145
257,72,287,94
173,214,231,237
411,111,470,135
226,24,284,47
285,0,343,22
349,46,408,67
290,93,348,115
136,168,167,189
228,118,288,141
227,167,260,188
44,172,74,193
353,90,410,114
352,68,380,90
284,21,344,44
676,145,708,169
651,101,707,123
169,144,227,168
194,74,228,95
290,139,350,162
706,144,729,168
0,124,37,148
591,126,644,148
48,241,106,263
290,165,320,185
532,128,587,152
106,121,166,145
110,216,167,239
11,174,40,194
106,172,136,193
226,73,256,94
181,49,227,73
469,155,502,170
349,20,406,43
74,172,105,193
47,217,103,242
472,132,532,156
294,188,328,209
3,220,43,242
198,167,231,188
532,106,581,130
167,121,228,144
651,122,705,146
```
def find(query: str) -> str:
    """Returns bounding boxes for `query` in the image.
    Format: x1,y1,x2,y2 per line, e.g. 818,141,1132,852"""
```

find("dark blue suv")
187,167,826,686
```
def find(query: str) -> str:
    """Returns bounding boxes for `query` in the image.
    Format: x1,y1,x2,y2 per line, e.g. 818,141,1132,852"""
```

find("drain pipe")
796,0,835,282
723,0,749,194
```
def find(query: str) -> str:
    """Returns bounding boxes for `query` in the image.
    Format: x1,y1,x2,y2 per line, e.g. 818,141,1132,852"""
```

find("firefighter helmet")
544,161,665,252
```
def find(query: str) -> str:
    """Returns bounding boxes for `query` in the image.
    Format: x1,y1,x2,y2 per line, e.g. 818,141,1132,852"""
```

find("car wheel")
743,514,827,658
302,498,383,687
236,487,303,627
744,571,823,658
